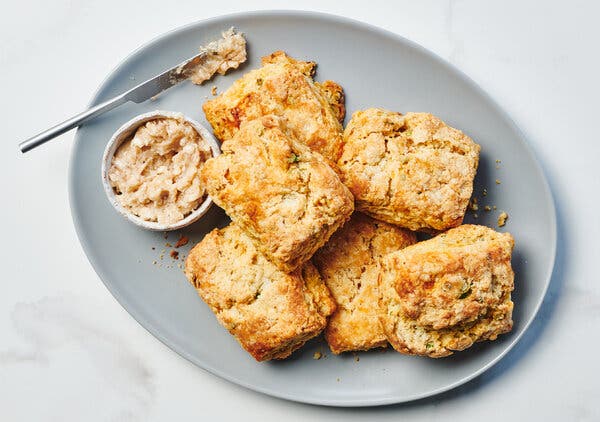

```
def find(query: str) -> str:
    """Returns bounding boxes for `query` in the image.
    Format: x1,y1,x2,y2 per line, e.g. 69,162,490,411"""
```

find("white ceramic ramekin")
101,110,220,231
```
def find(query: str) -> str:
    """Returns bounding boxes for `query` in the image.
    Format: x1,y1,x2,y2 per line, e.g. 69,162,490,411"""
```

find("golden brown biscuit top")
315,213,416,277
200,115,354,272
261,50,316,76
185,224,335,361
343,109,477,153
338,109,481,232
185,224,333,319
313,213,416,353
203,51,345,163
383,225,514,331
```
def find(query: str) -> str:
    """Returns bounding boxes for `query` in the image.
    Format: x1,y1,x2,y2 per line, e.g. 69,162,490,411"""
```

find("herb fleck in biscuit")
185,224,335,362
313,213,416,354
339,109,480,232
380,224,514,358
201,115,354,272
203,51,345,164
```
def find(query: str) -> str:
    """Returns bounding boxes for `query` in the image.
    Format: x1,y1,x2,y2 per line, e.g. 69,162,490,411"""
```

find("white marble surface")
1,0,599,420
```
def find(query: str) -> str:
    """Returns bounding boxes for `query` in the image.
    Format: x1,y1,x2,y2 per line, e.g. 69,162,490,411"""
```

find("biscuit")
185,224,335,362
338,109,480,232
379,224,514,358
200,115,354,272
313,213,416,353
203,51,345,163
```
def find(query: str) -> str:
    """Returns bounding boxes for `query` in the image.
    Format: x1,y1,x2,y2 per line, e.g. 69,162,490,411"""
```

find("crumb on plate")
497,211,509,227
175,235,190,248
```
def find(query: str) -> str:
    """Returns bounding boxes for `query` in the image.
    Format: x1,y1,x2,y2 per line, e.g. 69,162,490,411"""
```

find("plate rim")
68,9,557,407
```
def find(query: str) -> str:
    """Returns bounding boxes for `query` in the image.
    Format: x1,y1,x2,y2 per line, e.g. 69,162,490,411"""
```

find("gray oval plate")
69,11,556,406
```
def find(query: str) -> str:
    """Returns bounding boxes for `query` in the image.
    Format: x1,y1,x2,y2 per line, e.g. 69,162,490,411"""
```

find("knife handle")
19,93,128,153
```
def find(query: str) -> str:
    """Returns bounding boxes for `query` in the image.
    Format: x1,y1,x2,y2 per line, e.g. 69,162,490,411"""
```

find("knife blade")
125,52,208,103
19,51,207,153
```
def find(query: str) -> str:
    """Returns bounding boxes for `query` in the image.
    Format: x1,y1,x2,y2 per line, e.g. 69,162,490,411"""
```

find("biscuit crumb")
482,188,488,197
313,351,322,360
170,250,179,260
469,197,479,211
175,235,189,248
495,159,501,169
211,86,218,96
493,205,497,210
497,212,508,227
165,242,172,247
473,213,478,219
354,354,360,362
484,206,491,212
495,179,501,185
153,260,157,265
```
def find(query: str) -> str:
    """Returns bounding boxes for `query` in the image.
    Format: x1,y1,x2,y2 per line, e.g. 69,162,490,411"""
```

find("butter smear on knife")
188,28,247,85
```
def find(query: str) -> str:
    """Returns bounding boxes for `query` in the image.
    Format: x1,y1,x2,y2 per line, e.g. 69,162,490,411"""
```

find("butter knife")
19,51,207,153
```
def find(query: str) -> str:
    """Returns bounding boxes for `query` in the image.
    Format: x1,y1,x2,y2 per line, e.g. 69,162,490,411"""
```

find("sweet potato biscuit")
338,109,480,232
200,115,354,272
203,51,345,163
379,224,514,358
185,224,335,362
313,213,416,354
